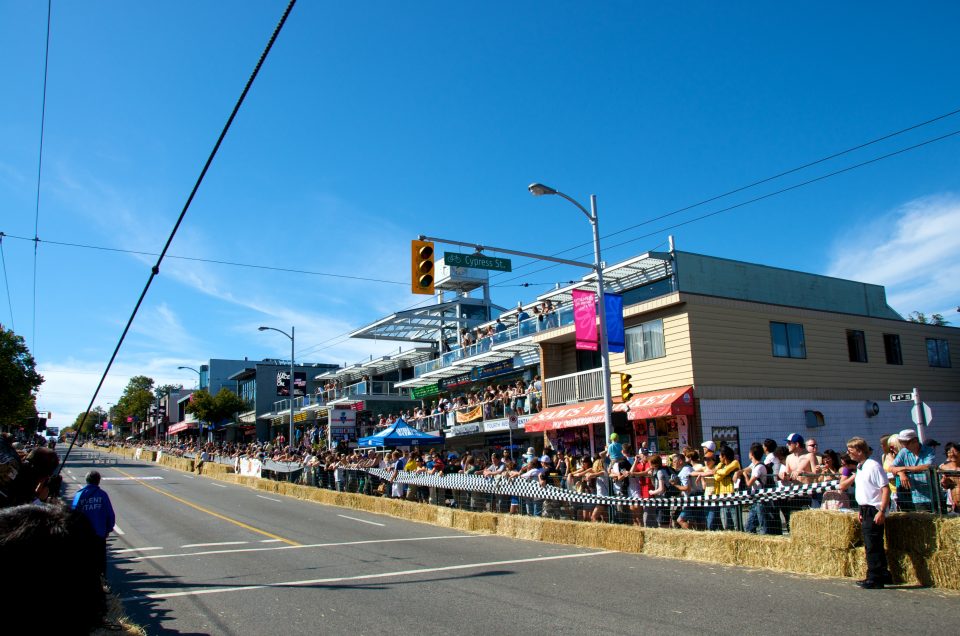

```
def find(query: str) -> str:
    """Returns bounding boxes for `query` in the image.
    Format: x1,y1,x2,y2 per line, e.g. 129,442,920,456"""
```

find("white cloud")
827,194,960,318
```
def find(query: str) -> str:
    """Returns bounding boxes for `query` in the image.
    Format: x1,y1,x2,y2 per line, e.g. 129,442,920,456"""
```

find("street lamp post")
528,183,615,444
259,326,295,450
178,365,203,442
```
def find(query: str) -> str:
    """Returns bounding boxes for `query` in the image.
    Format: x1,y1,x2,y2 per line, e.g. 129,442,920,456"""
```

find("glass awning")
349,298,493,343
536,251,673,305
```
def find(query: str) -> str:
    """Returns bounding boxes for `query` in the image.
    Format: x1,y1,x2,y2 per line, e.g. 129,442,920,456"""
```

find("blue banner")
605,293,624,353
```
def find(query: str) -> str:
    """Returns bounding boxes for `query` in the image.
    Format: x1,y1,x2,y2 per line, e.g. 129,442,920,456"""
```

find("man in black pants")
847,437,892,589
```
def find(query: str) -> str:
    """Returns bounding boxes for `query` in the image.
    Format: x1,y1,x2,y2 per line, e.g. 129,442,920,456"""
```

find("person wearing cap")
846,436,892,589
539,455,562,518
890,429,935,512
700,440,717,461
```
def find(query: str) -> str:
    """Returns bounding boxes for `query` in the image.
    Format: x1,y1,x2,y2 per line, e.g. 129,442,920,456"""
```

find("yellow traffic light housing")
620,372,633,403
411,239,435,295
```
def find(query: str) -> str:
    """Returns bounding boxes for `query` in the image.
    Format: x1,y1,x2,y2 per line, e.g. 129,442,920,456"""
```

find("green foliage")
0,327,43,429
115,375,155,429
184,388,250,426
154,383,184,400
73,407,107,434
909,311,950,326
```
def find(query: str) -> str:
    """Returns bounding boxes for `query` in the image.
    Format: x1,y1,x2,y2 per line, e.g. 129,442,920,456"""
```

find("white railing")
544,368,604,407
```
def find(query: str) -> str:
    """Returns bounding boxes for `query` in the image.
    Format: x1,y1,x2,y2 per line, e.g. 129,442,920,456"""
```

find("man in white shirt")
847,436,892,589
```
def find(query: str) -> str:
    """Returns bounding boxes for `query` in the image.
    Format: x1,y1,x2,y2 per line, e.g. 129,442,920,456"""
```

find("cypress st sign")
443,252,512,272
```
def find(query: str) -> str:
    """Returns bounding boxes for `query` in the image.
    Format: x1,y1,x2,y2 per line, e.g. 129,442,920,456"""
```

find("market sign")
475,359,514,380
276,370,307,397
411,384,440,399
443,252,512,272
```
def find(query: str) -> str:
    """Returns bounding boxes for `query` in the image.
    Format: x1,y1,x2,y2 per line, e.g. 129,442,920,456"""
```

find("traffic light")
411,239,435,295
619,372,633,403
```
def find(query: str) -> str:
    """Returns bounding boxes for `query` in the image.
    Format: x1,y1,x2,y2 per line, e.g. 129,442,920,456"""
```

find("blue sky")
2,1,959,430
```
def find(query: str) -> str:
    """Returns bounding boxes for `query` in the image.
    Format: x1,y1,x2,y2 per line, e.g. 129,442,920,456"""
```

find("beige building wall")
684,294,960,400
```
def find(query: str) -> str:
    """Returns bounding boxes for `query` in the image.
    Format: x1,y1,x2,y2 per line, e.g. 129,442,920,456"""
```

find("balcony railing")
412,306,573,378
544,368,604,407
316,380,412,405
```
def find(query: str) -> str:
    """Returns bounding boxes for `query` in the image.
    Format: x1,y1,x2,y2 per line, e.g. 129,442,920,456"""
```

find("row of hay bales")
104,446,958,589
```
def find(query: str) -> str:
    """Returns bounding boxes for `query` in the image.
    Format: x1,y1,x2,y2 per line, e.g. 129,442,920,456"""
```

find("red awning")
623,385,695,421
525,386,695,432
167,422,197,435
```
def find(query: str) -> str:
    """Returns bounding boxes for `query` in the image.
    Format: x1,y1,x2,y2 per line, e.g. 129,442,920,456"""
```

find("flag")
605,293,624,353
573,289,598,351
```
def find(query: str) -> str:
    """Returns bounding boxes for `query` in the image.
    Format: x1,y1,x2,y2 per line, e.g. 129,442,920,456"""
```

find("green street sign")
443,252,512,272
411,383,440,399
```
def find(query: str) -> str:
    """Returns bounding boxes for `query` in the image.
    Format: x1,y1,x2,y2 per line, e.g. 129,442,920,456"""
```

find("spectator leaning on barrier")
939,442,959,513
847,436,892,590
890,429,935,512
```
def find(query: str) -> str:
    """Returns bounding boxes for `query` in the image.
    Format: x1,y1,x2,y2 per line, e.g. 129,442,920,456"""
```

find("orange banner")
455,405,483,423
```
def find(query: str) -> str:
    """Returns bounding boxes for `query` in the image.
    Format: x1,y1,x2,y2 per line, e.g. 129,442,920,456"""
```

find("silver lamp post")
178,365,203,442
528,183,614,444
259,326,296,450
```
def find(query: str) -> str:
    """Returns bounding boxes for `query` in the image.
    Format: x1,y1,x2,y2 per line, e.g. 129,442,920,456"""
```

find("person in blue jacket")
71,470,115,575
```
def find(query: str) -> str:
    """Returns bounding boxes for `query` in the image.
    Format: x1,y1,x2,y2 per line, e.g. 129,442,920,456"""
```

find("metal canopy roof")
349,298,488,343
313,347,434,381
536,251,673,305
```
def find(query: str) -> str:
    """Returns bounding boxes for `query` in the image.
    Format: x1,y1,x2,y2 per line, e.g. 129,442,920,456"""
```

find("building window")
927,338,952,368
770,322,806,359
883,334,902,365
846,330,868,363
625,319,666,363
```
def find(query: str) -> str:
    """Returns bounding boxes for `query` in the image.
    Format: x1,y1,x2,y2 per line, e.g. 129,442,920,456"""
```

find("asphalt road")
58,449,959,636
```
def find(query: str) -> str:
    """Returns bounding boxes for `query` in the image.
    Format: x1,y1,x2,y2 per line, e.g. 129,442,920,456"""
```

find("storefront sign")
447,422,483,438
330,409,357,428
411,384,440,399
444,252,512,272
276,370,307,397
484,414,531,432
573,289,598,351
475,359,514,380
439,373,473,390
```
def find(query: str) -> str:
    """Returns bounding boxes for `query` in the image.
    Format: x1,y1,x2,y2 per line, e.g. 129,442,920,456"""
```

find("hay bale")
770,542,849,577
640,527,690,560
885,549,933,586
884,513,938,556
928,553,960,590
936,516,960,554
845,547,867,580
734,534,791,571
435,507,455,527
596,524,644,553
496,515,543,541
539,519,581,546
789,510,861,549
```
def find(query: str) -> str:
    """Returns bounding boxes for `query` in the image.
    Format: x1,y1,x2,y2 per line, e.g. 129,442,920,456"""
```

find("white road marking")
131,534,487,561
211,483,227,488
102,476,164,481
256,495,282,502
123,550,615,601
113,525,126,536
113,547,163,554
260,539,283,543
185,475,195,479
338,514,385,527
181,541,248,548
818,591,841,599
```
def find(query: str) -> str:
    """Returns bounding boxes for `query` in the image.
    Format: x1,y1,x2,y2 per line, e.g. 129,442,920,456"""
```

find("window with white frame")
625,319,666,363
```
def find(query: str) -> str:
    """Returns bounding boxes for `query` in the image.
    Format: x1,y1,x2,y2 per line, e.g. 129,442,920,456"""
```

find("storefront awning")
167,422,197,435
525,386,694,432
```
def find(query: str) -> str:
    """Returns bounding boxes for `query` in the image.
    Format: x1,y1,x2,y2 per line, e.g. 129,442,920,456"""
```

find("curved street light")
528,183,615,444
258,325,296,449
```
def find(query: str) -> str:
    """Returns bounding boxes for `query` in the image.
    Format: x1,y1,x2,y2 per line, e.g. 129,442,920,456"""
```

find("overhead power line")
61,0,299,470
0,233,15,330
0,233,406,286
31,0,53,355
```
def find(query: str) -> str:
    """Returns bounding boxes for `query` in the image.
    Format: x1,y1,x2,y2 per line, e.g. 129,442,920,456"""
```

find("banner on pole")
573,289,598,351
605,293,624,353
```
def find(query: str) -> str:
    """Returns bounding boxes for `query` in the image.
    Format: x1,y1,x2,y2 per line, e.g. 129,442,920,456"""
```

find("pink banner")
572,289,598,351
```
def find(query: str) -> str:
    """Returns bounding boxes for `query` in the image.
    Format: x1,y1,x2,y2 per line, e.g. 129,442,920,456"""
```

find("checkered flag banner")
365,468,840,509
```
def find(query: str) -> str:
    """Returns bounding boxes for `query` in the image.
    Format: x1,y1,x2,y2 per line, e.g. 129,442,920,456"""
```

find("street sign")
911,403,933,426
889,392,913,402
443,252,512,272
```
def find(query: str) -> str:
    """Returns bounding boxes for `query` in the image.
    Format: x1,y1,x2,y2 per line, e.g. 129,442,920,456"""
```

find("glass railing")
318,380,412,402
412,308,574,378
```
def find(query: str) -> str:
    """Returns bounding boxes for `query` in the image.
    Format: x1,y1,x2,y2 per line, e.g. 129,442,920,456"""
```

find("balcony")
319,380,412,404
543,368,604,407
412,308,572,378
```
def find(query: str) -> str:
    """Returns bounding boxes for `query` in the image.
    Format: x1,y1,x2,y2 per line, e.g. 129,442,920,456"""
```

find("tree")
115,376,155,430
73,407,107,435
184,388,250,427
154,383,184,400
908,311,950,326
0,327,44,430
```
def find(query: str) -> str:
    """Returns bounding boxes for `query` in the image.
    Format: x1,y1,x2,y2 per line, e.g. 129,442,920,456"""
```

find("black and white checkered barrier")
366,468,839,509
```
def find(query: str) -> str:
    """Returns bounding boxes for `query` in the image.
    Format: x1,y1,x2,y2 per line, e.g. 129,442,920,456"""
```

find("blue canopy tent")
357,417,444,448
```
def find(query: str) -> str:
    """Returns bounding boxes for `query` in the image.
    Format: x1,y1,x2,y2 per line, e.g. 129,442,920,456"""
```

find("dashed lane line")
181,541,249,548
338,514,385,527
122,550,616,601
256,495,282,502
129,534,486,561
